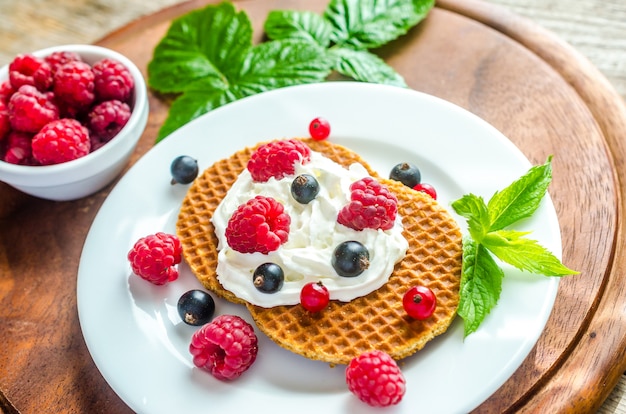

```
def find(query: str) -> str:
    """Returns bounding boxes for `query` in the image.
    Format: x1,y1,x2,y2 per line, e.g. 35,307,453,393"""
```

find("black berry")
291,174,320,204
170,155,199,185
177,289,216,326
253,262,284,293
332,241,370,277
389,162,421,188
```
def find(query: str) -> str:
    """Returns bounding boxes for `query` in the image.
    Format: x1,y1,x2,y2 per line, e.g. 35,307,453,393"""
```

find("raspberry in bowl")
0,44,148,201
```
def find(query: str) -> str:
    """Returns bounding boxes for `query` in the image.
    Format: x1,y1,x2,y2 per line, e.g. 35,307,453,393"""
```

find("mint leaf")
329,47,407,86
451,193,491,243
324,0,435,49
457,236,504,336
487,157,553,231
264,10,332,47
148,3,252,93
482,230,579,276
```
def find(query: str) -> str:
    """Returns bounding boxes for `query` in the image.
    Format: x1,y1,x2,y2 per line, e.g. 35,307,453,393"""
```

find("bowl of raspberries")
0,44,148,201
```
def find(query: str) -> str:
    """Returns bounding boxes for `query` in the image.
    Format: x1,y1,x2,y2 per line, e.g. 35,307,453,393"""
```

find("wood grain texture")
0,0,625,413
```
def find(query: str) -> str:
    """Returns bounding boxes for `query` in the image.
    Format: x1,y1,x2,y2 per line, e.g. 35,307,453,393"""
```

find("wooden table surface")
1,0,625,413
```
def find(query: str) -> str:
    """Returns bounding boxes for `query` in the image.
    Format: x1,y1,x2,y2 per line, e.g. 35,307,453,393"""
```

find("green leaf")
328,47,407,86
264,10,333,47
156,39,332,141
487,156,553,231
482,230,579,276
451,193,491,243
457,236,504,337
148,2,252,93
324,0,435,50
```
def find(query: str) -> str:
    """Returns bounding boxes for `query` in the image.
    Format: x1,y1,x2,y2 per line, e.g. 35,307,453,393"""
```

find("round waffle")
176,139,463,365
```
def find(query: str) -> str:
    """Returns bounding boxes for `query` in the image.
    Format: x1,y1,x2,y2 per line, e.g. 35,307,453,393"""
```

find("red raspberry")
92,58,134,103
9,54,53,91
8,85,59,133
0,80,15,104
225,196,290,254
53,61,95,110
31,118,90,165
189,314,258,381
337,177,398,231
87,99,131,142
345,350,406,407
127,232,182,286
2,131,35,165
247,139,311,182
0,100,10,141
44,51,82,74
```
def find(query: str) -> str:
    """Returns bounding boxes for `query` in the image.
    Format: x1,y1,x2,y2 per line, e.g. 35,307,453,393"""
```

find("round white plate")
77,82,561,414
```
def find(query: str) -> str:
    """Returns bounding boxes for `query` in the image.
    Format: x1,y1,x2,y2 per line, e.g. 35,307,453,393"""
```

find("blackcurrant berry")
389,162,421,188
177,289,216,326
332,241,370,277
170,155,199,185
291,174,320,204
253,262,284,293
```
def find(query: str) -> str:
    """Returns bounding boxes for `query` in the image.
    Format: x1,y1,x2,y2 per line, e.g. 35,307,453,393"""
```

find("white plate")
77,82,561,414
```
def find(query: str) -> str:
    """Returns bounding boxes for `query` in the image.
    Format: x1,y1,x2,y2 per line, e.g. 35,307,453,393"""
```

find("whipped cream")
212,150,408,307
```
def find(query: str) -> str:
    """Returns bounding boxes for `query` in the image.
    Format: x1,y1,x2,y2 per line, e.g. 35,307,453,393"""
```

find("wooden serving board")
2,0,626,412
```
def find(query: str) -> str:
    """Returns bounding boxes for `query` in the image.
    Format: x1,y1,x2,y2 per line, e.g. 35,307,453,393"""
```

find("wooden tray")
2,0,626,412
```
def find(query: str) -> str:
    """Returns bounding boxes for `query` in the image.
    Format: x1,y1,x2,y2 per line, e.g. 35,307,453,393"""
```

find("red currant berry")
300,281,330,312
413,183,437,200
402,286,436,320
309,117,330,141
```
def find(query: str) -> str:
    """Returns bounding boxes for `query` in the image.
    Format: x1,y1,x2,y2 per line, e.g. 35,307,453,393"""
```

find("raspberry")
247,139,311,182
345,350,406,407
87,99,131,142
9,54,53,91
0,101,10,141
225,196,290,254
189,314,258,381
0,80,15,104
44,51,82,74
53,61,95,110
8,85,59,133
2,131,35,165
127,232,182,285
337,177,398,231
31,118,90,165
92,58,134,102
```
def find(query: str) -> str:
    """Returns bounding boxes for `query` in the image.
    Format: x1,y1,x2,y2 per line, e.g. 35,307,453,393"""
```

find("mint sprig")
451,157,578,336
148,0,435,141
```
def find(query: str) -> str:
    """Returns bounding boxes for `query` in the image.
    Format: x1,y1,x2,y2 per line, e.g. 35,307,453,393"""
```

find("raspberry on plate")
345,350,406,407
92,58,134,102
127,232,182,285
189,314,258,381
247,139,311,182
87,99,131,142
8,85,59,133
337,177,398,231
53,60,95,110
31,118,90,165
8,54,53,91
225,195,291,254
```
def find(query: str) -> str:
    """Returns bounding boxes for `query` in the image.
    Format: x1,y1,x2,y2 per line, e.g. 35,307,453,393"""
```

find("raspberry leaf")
457,236,504,337
324,0,435,50
148,2,252,93
482,230,579,276
328,47,407,87
487,156,553,231
264,10,333,47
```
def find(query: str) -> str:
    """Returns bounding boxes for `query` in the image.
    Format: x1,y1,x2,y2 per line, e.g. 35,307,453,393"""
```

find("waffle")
177,139,463,365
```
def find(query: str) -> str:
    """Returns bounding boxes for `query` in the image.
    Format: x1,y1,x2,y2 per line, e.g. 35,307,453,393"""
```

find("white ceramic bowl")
0,44,148,201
